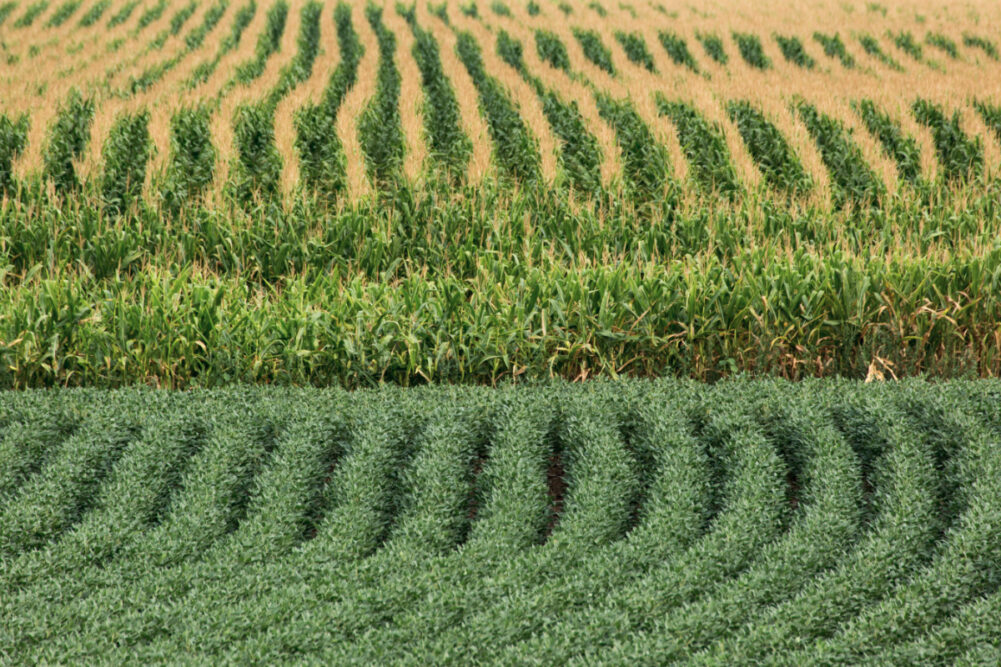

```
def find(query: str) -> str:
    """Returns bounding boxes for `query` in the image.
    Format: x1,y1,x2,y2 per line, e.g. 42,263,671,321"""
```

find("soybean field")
0,0,999,386
1,380,1000,662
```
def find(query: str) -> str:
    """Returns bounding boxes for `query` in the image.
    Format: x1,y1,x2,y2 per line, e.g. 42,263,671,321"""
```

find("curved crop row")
2,381,1001,662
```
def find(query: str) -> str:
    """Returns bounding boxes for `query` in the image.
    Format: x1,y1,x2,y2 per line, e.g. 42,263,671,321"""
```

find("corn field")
0,0,1000,387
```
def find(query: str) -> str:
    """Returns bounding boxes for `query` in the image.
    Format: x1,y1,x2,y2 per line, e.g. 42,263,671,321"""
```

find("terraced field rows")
2,0,1001,204
1,379,999,662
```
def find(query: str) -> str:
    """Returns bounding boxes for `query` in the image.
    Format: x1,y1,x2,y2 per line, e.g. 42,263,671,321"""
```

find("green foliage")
426,1,447,22
77,0,109,27
588,0,606,16
135,0,167,31
890,30,922,60
858,33,902,70
0,113,29,195
45,0,80,27
401,6,471,181
595,93,671,201
526,0,539,15
229,103,283,206
188,0,256,87
455,30,540,183
0,1,18,26
615,31,656,72
4,381,996,661
733,31,770,69
975,100,1001,144
233,0,288,85
13,0,48,27
498,30,601,195
962,34,998,60
658,30,698,72
912,99,983,183
359,5,404,186
657,97,739,198
775,34,815,68
42,89,94,194
557,1,571,14
796,100,884,208
726,100,811,196
105,0,138,27
296,2,359,199
100,111,151,216
573,27,615,74
160,106,216,214
853,99,921,183
130,1,230,94
263,0,321,110
535,29,570,72
459,1,476,18
925,31,958,59
813,31,855,67
489,0,508,16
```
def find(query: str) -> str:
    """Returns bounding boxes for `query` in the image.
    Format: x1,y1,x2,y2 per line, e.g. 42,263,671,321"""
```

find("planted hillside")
2,380,1001,662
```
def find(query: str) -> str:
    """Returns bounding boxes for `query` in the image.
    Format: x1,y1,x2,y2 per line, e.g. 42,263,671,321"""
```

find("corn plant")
535,29,570,72
263,0,321,110
796,100,884,208
853,99,921,183
13,0,47,26
925,32,958,59
696,31,727,64
775,34,815,69
0,0,18,25
615,31,656,72
658,31,699,72
813,32,855,68
890,30,922,60
573,27,615,74
588,0,606,16
657,96,740,198
296,2,359,200
962,34,998,60
974,101,1001,144
455,30,541,184
727,100,811,197
42,89,94,194
100,111,151,216
229,103,283,206
45,0,81,27
733,32,770,69
595,93,671,203
77,0,109,26
232,0,288,85
188,0,256,87
489,0,508,16
359,5,404,187
106,0,138,27
134,0,167,32
912,99,982,184
0,113,29,195
131,1,231,94
160,106,216,215
400,4,472,182
497,30,602,195
857,33,902,70
526,0,539,15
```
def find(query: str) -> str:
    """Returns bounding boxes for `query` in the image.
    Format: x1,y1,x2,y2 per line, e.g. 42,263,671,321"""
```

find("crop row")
1,379,1000,661
3,2,999,207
